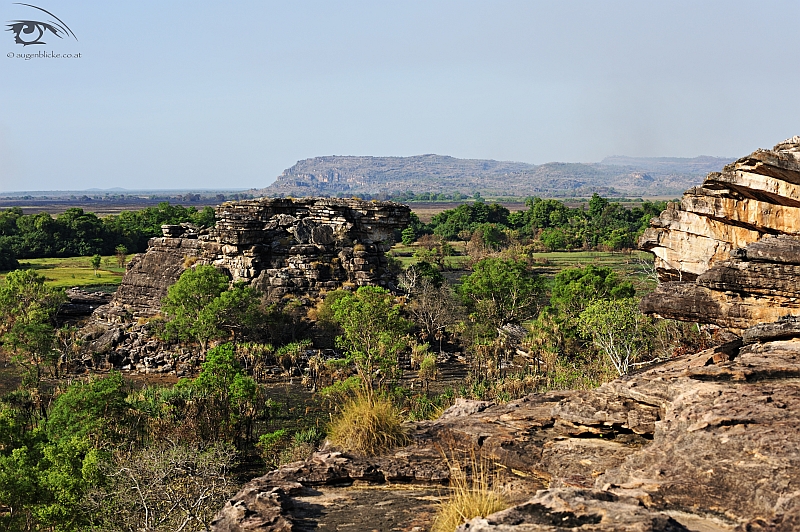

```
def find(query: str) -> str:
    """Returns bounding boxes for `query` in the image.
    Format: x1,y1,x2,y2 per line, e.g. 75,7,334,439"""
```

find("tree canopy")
0,269,67,383
331,286,411,398
458,258,544,330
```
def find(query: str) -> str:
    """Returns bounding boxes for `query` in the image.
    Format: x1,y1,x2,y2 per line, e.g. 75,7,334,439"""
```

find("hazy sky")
1,0,798,192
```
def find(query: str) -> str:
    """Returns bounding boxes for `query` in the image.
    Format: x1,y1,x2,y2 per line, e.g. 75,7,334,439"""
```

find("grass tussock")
327,394,408,456
431,454,508,532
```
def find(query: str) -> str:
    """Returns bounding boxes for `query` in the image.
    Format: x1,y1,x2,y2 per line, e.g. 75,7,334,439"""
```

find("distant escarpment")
641,136,800,330
256,154,732,198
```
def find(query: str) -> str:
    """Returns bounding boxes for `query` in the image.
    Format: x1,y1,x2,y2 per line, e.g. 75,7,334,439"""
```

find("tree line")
402,194,667,252
0,203,216,270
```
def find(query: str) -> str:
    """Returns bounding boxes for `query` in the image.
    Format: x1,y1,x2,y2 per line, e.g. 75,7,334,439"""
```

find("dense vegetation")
404,194,666,252
0,203,215,266
0,196,718,531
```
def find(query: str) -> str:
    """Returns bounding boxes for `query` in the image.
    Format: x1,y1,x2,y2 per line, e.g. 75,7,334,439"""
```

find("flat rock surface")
292,485,442,532
212,333,800,531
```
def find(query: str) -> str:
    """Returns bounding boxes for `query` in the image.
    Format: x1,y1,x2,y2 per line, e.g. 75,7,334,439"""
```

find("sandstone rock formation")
95,197,410,321
641,136,800,281
641,137,800,330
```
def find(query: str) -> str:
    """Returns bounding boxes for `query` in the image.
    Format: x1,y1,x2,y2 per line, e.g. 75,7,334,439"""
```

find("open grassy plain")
0,255,133,290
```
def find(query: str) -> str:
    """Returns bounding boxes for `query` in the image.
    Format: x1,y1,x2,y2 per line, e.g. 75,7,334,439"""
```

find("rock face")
95,197,410,321
641,137,800,330
641,136,800,281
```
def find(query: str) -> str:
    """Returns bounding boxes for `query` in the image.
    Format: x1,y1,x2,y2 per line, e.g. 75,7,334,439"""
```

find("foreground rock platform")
212,333,800,531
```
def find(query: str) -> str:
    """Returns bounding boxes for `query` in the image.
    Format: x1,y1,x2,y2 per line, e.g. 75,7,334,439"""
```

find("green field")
1,255,133,290
4,248,656,294
391,243,655,292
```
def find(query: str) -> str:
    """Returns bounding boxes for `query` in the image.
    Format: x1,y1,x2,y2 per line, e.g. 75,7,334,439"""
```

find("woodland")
0,195,714,532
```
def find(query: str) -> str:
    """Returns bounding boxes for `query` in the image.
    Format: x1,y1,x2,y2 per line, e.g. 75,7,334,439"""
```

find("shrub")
328,394,408,456
319,375,362,405
257,429,288,467
405,390,453,421
431,454,507,532
279,427,326,464
418,354,438,391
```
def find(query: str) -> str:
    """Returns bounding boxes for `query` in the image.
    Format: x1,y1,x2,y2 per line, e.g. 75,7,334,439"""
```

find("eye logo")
6,3,77,46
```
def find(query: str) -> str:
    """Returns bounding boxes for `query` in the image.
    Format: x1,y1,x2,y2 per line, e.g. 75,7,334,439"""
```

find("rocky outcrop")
641,137,800,330
95,197,410,321
213,335,800,531
58,288,112,319
641,136,800,281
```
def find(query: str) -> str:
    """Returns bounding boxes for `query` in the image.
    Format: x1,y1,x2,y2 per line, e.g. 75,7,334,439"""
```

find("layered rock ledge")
641,137,800,330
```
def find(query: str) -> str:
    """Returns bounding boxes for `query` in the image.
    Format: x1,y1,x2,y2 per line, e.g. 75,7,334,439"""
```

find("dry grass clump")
431,454,508,532
327,394,408,456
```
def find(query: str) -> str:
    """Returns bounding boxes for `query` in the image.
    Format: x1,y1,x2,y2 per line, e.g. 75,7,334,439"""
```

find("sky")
0,0,799,192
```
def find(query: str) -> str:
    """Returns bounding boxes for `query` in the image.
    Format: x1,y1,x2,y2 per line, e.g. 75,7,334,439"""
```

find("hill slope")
256,154,734,198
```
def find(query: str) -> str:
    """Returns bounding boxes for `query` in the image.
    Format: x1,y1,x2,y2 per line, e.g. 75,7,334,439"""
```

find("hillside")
256,154,734,198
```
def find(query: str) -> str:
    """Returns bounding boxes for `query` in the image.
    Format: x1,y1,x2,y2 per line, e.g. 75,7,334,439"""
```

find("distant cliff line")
254,154,734,199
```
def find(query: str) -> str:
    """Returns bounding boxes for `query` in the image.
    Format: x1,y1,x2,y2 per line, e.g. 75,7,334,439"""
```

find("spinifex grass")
431,453,508,532
327,393,408,456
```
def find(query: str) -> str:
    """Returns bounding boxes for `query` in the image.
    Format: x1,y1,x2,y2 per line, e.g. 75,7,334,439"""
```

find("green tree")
539,227,569,251
161,265,230,352
0,239,19,271
0,270,66,385
114,244,128,268
458,258,543,329
578,297,654,375
181,343,259,443
205,283,264,343
0,373,130,532
90,254,102,277
549,265,635,321
46,372,132,446
401,227,416,245
331,286,411,399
